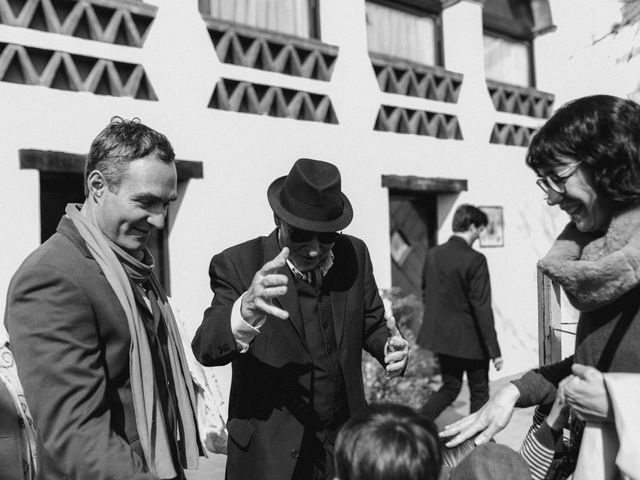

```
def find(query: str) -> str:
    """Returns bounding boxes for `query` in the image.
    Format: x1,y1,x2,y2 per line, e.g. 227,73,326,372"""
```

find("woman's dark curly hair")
526,94,640,209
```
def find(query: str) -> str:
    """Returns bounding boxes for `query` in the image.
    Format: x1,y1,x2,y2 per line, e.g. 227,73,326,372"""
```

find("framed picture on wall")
478,206,504,247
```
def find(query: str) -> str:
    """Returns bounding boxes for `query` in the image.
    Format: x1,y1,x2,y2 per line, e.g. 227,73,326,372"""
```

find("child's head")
334,403,442,480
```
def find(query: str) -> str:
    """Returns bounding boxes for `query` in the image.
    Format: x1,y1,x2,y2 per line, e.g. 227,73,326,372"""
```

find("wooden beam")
19,149,203,181
537,267,562,366
381,174,467,193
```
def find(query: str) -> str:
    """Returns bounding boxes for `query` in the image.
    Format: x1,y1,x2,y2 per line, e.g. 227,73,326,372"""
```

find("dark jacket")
4,217,154,480
418,236,501,360
192,230,388,480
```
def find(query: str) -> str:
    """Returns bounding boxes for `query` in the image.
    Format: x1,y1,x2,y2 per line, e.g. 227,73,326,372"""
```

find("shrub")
362,289,440,410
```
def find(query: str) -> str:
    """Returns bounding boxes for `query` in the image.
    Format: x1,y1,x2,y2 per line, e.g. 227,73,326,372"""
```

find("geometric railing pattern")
374,105,463,139
489,123,537,147
0,0,157,47
209,78,338,124
487,79,555,118
0,42,157,100
371,53,463,103
202,16,338,81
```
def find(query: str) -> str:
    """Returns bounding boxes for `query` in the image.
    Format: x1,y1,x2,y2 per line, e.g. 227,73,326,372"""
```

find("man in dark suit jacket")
418,204,503,422
4,118,201,479
192,158,410,480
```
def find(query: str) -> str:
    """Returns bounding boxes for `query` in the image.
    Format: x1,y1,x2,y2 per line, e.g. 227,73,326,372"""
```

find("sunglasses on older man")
536,162,582,196
286,226,340,244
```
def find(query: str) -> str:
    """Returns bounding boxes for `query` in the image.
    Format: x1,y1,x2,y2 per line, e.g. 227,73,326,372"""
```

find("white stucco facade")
1,0,636,399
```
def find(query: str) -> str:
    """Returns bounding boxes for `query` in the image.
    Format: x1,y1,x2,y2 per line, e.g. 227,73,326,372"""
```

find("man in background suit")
5,118,201,479
418,204,503,422
192,158,410,480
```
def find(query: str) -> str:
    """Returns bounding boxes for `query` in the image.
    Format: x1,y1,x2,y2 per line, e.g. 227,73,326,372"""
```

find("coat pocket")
226,418,255,449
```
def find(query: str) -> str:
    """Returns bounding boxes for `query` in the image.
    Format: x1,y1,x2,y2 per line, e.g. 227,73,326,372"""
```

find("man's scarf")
66,203,200,478
538,204,640,312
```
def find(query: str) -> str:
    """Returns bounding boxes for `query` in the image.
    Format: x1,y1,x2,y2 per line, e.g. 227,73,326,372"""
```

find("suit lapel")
329,285,347,349
264,232,309,354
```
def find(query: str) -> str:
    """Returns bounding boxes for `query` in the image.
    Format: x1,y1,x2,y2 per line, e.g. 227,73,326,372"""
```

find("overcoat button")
290,449,300,458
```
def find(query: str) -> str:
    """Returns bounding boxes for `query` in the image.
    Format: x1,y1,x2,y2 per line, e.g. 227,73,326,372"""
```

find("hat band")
280,189,343,223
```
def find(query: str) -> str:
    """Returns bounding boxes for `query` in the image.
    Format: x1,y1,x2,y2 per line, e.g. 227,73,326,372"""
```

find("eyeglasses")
536,162,582,195
286,226,340,244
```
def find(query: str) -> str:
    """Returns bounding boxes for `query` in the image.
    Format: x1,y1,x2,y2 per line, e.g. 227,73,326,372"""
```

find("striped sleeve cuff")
519,430,555,480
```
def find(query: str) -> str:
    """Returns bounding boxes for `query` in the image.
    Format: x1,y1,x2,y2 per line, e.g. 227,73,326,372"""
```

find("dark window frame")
198,0,321,40
366,0,444,66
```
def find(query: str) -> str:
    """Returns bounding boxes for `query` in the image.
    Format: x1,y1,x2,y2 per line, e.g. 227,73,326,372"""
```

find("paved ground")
185,373,534,480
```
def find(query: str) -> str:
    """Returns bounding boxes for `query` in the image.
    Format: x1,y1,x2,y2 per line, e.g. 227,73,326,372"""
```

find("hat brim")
267,176,353,232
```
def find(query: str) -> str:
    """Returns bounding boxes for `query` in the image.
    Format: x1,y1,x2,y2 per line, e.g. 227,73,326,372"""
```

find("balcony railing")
0,42,157,99
0,0,157,48
209,78,338,124
487,79,555,118
489,123,537,147
201,16,338,81
374,105,462,139
370,53,463,103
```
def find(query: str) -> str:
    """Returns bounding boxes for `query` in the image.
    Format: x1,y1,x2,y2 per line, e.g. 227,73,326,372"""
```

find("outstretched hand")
382,298,410,379
241,248,290,325
439,383,520,447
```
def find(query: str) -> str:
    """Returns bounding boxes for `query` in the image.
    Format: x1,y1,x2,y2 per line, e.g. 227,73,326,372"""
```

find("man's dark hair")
84,116,175,196
451,204,488,233
334,403,442,480
526,94,640,209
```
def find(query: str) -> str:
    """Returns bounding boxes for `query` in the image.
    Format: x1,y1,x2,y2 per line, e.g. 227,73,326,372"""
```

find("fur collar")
538,205,640,312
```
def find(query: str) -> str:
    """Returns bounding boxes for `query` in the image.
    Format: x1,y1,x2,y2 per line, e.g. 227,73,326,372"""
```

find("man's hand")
562,363,612,423
439,383,520,447
240,248,290,325
382,299,409,379
492,356,504,371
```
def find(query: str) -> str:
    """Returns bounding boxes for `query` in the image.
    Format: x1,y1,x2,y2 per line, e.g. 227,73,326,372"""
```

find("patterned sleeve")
519,406,562,480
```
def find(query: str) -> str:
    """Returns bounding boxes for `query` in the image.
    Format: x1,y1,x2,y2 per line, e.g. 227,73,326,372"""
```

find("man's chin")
117,237,148,257
292,258,320,272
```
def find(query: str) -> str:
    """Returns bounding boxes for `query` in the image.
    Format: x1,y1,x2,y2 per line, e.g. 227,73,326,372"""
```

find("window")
365,1,440,65
482,0,541,87
483,33,531,87
199,0,319,38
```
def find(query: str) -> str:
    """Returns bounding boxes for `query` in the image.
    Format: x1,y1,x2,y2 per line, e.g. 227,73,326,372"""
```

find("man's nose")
306,237,320,256
147,209,166,230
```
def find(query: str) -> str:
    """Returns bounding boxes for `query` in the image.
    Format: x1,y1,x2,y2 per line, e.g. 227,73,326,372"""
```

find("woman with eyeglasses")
438,95,640,479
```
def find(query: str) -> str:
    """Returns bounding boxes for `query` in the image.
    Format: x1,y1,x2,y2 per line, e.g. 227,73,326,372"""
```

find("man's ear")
87,170,107,200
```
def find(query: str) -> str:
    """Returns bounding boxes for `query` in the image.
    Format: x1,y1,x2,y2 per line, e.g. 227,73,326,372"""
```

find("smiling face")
542,158,614,233
91,152,177,255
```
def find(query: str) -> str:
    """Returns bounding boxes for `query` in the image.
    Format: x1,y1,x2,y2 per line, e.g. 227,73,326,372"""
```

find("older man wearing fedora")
192,158,409,480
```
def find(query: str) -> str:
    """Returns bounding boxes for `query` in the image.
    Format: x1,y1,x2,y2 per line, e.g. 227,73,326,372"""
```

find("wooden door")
389,193,437,299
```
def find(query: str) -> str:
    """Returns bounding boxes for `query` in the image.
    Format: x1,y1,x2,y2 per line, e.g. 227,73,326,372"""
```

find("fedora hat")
267,158,353,232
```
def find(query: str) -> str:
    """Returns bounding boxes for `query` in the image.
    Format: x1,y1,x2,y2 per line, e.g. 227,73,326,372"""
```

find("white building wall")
1,0,634,399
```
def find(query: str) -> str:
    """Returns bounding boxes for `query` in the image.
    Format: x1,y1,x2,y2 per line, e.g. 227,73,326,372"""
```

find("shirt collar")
286,250,335,284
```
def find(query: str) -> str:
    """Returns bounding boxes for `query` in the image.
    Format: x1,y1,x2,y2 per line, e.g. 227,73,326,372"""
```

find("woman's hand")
562,363,612,422
439,383,520,447
545,389,570,432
